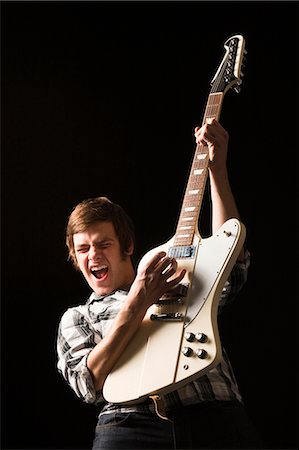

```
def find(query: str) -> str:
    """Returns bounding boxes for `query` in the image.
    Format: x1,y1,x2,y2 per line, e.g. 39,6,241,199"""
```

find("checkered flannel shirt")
57,251,250,411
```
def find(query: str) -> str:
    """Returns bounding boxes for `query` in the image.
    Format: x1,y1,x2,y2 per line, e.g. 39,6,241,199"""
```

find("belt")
100,402,154,415
100,395,170,421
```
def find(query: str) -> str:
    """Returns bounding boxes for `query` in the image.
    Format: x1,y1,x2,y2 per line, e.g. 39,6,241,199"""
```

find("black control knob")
196,349,208,359
195,332,208,343
184,332,195,342
182,346,193,357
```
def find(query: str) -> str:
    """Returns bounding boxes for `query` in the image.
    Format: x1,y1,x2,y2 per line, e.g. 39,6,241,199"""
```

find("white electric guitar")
103,34,247,404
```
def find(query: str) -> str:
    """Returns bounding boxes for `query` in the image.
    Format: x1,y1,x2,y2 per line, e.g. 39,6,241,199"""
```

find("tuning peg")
233,84,241,94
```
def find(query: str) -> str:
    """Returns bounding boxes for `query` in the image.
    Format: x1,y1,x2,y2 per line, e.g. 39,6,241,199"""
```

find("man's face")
73,221,134,296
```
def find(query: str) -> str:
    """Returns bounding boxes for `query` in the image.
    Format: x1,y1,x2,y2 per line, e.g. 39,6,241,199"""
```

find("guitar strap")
149,394,171,422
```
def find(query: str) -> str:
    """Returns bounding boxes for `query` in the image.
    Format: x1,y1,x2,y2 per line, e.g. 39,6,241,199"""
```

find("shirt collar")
87,289,129,305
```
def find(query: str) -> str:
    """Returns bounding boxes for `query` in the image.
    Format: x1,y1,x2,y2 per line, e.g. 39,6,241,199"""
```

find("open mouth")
91,266,108,280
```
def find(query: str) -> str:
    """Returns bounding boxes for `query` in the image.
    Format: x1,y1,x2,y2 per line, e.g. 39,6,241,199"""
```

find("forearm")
194,120,245,262
87,298,146,392
209,167,245,261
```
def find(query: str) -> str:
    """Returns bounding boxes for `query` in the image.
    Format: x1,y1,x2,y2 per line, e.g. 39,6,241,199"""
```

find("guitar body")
103,34,247,405
103,218,246,404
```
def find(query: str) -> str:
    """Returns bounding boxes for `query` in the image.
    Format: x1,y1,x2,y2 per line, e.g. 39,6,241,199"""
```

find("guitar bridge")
150,312,184,321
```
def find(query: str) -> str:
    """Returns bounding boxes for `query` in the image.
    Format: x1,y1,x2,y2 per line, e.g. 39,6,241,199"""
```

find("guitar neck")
173,92,224,247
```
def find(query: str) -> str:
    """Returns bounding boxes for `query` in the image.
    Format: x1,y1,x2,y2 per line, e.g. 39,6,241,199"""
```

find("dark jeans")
92,401,263,450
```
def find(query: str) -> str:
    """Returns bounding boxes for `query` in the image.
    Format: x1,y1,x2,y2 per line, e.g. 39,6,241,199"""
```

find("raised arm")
194,118,245,262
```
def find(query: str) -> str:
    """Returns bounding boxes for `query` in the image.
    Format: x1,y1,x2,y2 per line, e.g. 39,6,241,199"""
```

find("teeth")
91,265,107,272
90,265,108,279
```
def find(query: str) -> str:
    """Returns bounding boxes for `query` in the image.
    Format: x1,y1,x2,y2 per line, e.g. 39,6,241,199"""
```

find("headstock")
210,34,247,95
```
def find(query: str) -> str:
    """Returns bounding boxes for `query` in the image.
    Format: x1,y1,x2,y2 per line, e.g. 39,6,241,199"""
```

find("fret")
186,183,201,191
182,200,200,208
173,92,223,247
193,161,207,168
197,153,208,160
189,174,206,180
194,157,208,164
180,212,197,218
202,93,223,123
181,217,194,222
184,186,205,195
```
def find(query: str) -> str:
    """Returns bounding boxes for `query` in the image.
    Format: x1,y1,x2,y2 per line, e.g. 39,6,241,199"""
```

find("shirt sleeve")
56,307,104,405
218,250,250,310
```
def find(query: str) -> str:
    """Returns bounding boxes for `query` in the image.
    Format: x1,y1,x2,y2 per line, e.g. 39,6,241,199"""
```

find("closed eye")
100,242,112,248
75,242,112,253
76,246,89,253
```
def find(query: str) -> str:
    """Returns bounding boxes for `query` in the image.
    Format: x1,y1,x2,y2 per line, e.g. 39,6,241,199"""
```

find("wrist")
124,288,149,319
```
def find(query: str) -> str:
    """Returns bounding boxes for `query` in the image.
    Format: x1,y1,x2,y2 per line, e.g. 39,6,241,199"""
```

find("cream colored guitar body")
103,218,246,404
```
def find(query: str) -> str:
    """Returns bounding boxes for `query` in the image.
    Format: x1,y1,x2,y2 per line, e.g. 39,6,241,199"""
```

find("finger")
161,262,177,280
202,125,224,146
166,269,187,288
206,120,228,140
195,124,216,145
158,257,177,276
206,118,215,125
194,130,208,146
144,251,167,272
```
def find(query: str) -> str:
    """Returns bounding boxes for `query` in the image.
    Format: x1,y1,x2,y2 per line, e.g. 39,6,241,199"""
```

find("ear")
125,240,134,256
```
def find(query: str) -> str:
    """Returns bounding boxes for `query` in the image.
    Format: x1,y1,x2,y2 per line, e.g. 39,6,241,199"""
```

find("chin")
93,285,114,296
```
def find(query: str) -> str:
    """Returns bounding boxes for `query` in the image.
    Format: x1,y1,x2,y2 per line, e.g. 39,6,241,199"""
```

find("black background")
1,1,298,449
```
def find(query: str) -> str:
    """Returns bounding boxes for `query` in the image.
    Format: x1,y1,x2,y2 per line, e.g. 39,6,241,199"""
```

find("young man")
57,119,262,449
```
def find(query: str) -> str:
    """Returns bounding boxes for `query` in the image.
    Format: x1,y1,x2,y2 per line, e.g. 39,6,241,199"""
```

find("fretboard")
173,92,224,247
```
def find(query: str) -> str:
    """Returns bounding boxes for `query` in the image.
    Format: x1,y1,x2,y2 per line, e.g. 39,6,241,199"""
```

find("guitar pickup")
154,283,188,306
160,283,189,299
155,297,184,306
168,245,196,259
155,283,189,305
150,312,184,321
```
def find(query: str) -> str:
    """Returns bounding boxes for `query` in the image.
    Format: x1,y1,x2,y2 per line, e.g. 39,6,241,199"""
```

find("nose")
88,245,101,262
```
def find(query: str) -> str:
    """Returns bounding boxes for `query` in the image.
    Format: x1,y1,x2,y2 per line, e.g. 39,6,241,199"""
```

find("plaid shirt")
57,252,250,412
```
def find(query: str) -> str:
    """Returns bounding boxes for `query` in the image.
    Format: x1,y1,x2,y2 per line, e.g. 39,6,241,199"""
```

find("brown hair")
66,196,135,269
